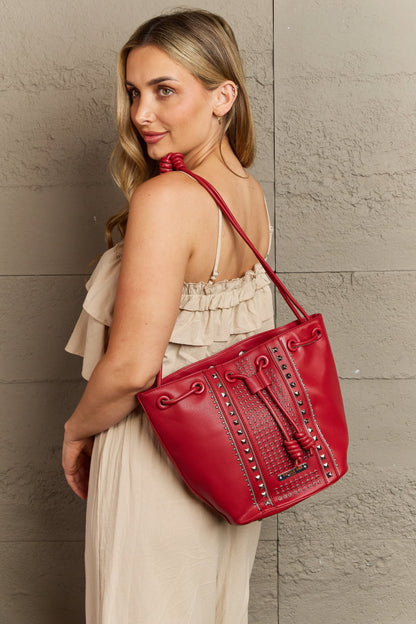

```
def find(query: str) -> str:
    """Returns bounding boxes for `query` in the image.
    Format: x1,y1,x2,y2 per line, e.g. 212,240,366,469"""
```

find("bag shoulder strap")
160,153,310,323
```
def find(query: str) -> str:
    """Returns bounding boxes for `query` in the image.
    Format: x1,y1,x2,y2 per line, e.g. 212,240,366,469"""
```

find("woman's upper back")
158,155,272,285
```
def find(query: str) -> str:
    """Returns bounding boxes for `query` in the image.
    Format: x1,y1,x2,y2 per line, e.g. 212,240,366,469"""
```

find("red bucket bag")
137,153,348,525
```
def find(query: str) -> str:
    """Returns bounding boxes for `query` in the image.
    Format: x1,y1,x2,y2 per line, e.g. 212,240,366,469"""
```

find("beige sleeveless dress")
66,213,274,624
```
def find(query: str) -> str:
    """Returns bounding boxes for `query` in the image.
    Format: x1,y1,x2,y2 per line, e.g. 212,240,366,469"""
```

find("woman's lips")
142,132,168,144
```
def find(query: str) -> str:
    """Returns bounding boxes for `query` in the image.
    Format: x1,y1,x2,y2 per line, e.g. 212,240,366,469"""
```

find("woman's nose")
131,96,156,126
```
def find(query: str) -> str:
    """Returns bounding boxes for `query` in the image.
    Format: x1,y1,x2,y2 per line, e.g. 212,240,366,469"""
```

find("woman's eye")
159,87,173,96
128,88,139,102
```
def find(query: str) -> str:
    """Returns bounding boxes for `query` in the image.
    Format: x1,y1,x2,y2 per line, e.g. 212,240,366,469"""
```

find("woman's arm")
63,173,201,498
64,173,199,442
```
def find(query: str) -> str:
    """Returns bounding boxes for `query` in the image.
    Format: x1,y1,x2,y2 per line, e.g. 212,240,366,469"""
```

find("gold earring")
218,116,222,124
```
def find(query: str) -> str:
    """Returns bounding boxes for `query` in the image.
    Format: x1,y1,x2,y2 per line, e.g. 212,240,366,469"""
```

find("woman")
63,9,274,624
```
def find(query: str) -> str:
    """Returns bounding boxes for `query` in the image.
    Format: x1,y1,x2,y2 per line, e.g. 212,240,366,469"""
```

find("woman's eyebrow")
147,76,179,86
125,76,179,88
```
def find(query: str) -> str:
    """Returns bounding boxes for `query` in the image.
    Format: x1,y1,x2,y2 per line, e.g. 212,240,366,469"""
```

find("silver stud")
212,373,218,379
308,428,313,433
237,430,243,435
225,401,231,407
320,454,326,460
248,457,254,462
255,475,261,480
244,448,250,453
317,445,322,451
259,483,264,489
313,436,318,441
301,409,306,415
241,438,246,444
286,373,292,379
281,364,287,370
290,382,296,387
221,392,227,397
294,391,300,397
304,418,309,424
261,491,267,497
217,383,223,388
277,356,283,361
326,471,333,478
251,465,257,471
229,411,235,416
298,400,303,406
272,347,278,353
233,419,239,425
323,463,329,469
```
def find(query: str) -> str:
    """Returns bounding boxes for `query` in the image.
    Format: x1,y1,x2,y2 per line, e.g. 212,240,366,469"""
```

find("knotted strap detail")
224,356,314,466
160,153,187,173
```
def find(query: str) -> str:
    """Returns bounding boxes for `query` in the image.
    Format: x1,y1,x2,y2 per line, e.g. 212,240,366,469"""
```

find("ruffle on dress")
65,242,122,380
170,267,273,345
65,240,274,380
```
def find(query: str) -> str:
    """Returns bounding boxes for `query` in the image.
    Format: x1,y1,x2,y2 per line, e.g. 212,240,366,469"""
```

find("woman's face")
126,45,220,163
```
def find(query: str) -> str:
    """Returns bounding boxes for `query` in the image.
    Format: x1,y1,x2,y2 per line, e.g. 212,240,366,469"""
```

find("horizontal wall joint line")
339,376,415,381
0,539,85,544
275,270,416,275
0,378,82,385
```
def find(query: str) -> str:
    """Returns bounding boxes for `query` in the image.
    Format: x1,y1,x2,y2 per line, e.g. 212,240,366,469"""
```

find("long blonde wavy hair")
106,9,256,247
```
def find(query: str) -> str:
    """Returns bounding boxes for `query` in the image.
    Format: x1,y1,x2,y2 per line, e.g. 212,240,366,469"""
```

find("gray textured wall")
1,1,415,623
275,1,416,623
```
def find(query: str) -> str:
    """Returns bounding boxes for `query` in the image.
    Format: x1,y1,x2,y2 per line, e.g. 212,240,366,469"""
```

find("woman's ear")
213,82,238,118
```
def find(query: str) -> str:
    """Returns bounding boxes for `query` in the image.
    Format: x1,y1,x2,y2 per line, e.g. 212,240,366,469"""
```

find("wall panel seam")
272,3,280,623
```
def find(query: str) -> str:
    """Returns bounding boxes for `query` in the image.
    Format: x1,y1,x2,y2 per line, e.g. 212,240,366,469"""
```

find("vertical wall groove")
272,2,281,623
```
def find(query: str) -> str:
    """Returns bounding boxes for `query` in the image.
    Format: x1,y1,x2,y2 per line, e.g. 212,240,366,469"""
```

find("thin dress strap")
177,168,272,282
208,196,273,283
208,208,223,284
177,170,223,284
264,197,274,259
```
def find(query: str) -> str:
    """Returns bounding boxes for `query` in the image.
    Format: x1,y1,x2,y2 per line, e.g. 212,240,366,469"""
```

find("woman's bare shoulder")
126,171,212,252
244,171,265,196
130,171,205,212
